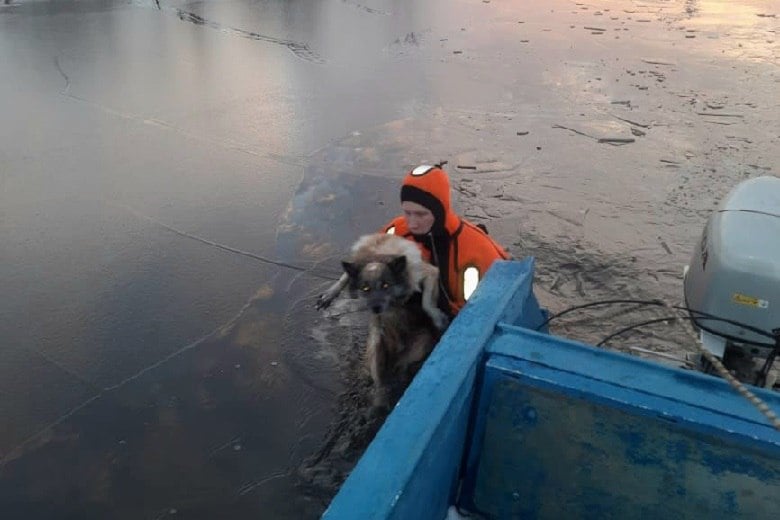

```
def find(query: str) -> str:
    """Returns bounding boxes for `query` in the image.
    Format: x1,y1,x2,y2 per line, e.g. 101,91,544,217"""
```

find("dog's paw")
315,291,336,310
371,388,392,412
431,311,450,331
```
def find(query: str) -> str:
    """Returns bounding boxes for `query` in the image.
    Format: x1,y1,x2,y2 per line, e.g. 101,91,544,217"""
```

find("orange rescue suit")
382,165,510,316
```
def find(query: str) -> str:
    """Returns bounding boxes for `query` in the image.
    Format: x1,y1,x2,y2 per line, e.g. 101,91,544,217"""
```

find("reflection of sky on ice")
1,0,779,517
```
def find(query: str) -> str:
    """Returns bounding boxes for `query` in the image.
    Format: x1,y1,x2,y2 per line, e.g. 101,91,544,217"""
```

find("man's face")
401,201,435,235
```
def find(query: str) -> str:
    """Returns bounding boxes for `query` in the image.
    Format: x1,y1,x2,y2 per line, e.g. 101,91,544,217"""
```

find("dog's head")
342,255,412,314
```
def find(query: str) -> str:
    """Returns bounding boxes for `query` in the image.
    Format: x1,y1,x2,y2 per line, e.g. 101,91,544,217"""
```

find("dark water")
0,0,436,517
0,162,395,518
3,0,779,517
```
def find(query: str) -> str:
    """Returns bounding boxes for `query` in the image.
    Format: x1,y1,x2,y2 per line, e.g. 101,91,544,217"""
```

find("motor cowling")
683,176,780,358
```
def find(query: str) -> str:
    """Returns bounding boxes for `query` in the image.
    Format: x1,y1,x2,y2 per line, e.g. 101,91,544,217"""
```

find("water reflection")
1,0,777,517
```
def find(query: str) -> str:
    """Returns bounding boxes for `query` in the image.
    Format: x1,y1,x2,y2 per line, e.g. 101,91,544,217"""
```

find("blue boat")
322,258,780,519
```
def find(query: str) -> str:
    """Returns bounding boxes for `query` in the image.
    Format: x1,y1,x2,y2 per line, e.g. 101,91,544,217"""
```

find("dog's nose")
371,305,382,314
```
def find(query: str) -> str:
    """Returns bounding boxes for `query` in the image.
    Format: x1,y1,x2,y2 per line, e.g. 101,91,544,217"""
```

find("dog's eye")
361,286,370,292
381,282,389,289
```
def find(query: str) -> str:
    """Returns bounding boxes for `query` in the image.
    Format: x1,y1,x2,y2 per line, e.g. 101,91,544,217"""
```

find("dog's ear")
342,261,361,280
387,255,407,276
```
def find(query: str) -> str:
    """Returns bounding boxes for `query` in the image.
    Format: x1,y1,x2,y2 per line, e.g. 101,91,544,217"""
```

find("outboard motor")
683,176,780,388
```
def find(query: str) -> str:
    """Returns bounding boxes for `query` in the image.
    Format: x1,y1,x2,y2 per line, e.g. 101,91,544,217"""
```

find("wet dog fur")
317,234,449,408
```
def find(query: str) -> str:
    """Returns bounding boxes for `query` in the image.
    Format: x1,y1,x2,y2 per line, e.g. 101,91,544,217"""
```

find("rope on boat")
541,298,780,431
663,301,780,432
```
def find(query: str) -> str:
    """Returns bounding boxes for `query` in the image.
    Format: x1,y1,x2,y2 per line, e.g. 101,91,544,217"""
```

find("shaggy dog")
317,234,448,408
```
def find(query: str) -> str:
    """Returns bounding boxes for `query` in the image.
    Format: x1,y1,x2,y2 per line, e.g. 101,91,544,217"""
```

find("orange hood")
400,165,461,235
